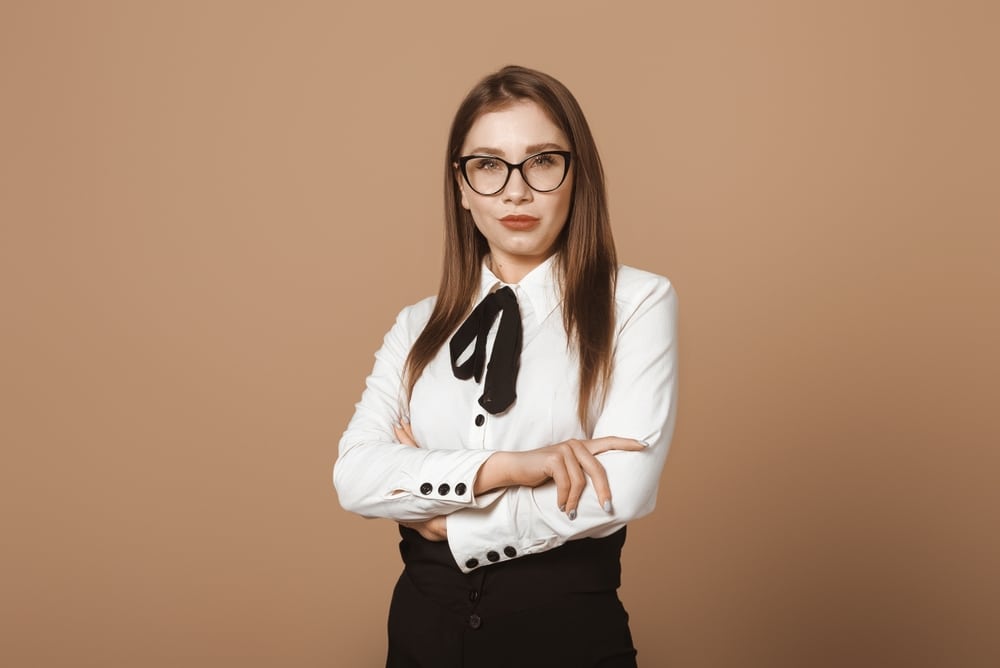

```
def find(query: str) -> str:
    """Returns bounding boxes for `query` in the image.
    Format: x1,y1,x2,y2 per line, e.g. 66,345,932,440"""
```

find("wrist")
474,451,514,494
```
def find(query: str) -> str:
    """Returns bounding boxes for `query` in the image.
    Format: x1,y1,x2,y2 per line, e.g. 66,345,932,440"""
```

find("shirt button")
469,590,480,602
465,558,479,569
474,414,485,427
504,546,517,558
455,482,467,496
468,614,482,629
438,483,450,496
419,482,432,495
486,550,500,563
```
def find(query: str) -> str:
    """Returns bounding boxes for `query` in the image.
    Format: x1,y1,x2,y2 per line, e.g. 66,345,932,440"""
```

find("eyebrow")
466,142,567,157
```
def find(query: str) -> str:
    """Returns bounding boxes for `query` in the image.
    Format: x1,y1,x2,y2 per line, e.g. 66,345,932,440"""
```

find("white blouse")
334,255,678,573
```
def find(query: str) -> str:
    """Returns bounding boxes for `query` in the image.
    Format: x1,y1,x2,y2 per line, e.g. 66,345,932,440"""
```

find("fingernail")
638,439,650,448
567,509,577,521
602,500,613,513
401,416,410,425
558,504,566,513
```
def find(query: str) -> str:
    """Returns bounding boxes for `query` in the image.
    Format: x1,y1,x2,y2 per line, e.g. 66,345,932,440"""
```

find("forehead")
461,100,569,156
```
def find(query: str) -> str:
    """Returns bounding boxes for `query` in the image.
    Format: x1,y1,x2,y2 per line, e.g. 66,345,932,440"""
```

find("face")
457,100,573,282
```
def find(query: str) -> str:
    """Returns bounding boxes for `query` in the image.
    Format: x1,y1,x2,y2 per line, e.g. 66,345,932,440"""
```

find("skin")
458,100,574,284
399,100,644,541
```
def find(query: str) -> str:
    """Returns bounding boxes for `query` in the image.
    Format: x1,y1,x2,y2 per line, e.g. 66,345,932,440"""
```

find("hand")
477,437,646,520
400,515,448,541
394,419,418,447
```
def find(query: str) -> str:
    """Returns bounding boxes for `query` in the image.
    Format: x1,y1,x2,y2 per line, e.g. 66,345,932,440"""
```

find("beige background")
2,1,998,666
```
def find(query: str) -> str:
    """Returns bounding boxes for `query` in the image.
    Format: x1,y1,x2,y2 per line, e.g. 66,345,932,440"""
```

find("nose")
501,166,533,204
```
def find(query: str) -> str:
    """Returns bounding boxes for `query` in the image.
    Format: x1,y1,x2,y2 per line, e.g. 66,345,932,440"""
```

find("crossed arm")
335,269,677,570
394,419,645,541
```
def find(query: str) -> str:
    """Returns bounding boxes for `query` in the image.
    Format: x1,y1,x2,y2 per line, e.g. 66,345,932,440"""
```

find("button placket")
466,565,487,630
468,407,488,449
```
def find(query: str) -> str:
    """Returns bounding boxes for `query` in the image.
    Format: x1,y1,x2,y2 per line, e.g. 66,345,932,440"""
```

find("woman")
334,65,678,667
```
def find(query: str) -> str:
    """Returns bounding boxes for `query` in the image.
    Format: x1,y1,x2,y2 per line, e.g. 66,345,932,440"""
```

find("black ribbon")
449,286,522,415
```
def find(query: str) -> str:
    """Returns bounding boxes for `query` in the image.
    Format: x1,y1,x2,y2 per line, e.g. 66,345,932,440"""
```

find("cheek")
553,192,573,226
555,177,574,219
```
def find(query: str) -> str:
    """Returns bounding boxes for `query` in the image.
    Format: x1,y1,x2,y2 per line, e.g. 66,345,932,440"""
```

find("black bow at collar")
448,286,522,415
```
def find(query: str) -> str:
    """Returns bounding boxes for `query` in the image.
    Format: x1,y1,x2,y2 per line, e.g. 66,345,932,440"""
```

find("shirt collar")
478,254,563,321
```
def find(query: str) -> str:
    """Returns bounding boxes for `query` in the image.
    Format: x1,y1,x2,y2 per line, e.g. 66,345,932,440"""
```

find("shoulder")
611,265,678,335
392,295,437,335
374,295,437,358
614,265,676,305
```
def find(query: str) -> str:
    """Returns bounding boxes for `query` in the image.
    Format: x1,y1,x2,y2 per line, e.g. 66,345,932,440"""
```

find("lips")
499,214,540,231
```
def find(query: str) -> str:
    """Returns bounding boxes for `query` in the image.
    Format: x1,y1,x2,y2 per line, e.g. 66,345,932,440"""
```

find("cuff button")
503,546,516,558
455,483,467,495
465,558,479,569
438,483,450,495
419,482,432,495
486,550,500,562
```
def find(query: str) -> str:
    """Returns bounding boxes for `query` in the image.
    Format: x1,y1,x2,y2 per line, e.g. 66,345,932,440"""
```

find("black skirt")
386,526,637,668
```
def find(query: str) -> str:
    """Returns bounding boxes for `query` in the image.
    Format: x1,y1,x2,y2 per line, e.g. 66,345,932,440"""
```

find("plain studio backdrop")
1,2,997,667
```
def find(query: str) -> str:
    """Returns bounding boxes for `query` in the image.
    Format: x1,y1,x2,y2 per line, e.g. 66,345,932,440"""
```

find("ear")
454,163,470,211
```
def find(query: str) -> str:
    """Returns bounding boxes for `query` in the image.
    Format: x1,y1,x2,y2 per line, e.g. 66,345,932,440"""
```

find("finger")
584,436,647,455
561,444,586,520
548,454,570,515
401,419,418,445
573,443,613,513
393,423,418,447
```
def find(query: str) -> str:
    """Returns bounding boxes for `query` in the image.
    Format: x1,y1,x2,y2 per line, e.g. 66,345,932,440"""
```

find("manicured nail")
602,500,613,513
567,509,577,521
558,504,566,513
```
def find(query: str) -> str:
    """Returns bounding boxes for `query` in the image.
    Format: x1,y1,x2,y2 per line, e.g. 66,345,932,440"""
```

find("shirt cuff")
445,492,564,573
392,449,495,506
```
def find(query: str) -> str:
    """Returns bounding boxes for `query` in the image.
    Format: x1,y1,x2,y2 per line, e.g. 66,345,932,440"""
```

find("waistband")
397,525,627,618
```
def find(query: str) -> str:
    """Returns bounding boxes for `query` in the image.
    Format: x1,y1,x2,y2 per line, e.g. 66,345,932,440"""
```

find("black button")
504,546,516,558
419,482,432,495
468,614,482,629
469,590,479,602
455,482,467,496
465,558,479,569
486,550,500,562
438,483,450,496
474,414,485,427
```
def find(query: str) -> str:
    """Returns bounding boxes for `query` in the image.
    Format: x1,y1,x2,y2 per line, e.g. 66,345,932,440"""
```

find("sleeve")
446,272,678,572
333,300,498,522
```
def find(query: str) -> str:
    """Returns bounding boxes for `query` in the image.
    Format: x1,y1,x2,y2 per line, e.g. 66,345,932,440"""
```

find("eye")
529,153,558,168
471,157,503,171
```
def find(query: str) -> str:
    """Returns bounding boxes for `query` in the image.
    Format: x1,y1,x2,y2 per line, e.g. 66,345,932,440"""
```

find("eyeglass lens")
464,152,568,195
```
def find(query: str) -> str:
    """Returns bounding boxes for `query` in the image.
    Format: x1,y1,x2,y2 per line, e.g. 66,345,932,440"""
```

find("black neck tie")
449,286,522,415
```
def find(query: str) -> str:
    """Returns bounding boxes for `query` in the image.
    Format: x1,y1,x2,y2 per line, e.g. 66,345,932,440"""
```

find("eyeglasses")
457,150,572,196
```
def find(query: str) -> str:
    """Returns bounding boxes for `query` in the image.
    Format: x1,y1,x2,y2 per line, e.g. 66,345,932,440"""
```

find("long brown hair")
404,65,618,429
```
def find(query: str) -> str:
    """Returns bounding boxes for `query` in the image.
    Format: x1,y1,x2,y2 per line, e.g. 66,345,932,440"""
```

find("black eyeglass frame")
457,150,573,196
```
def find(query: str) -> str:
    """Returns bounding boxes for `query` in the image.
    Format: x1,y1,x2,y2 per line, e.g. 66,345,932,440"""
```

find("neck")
487,251,552,284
